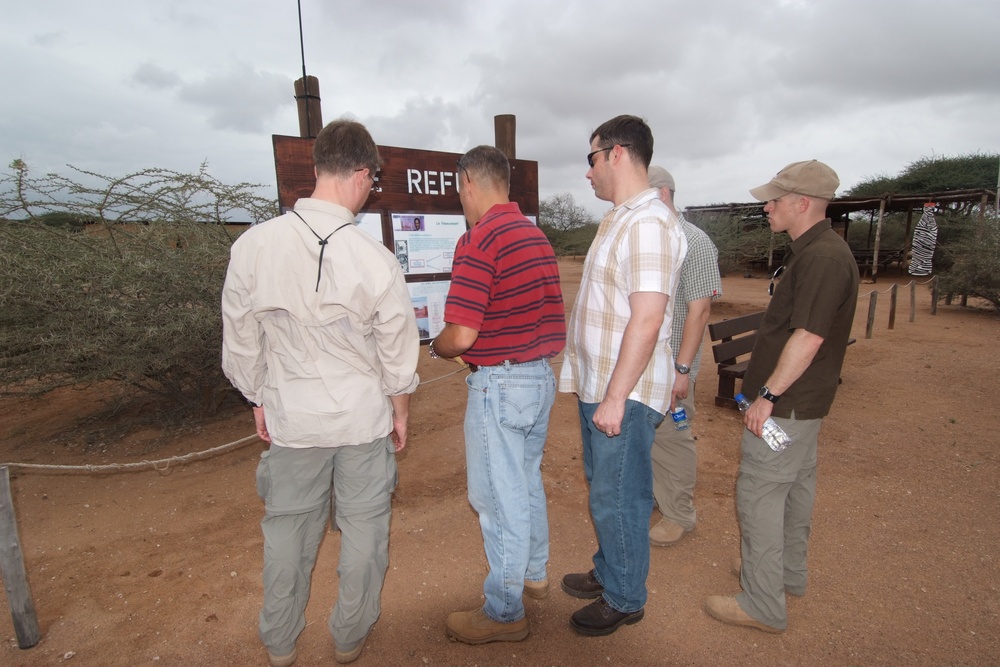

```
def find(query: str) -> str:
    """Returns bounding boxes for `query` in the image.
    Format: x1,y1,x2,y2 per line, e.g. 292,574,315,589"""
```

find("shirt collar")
615,187,660,212
790,218,832,254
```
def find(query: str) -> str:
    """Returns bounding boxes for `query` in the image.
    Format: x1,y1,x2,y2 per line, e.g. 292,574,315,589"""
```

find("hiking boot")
561,570,604,599
334,634,367,664
730,556,804,597
523,578,550,600
649,518,690,546
569,597,644,636
267,648,297,667
704,595,784,634
445,608,529,644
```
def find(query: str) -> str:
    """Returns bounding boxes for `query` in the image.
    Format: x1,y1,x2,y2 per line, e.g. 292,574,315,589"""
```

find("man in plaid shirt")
558,115,687,636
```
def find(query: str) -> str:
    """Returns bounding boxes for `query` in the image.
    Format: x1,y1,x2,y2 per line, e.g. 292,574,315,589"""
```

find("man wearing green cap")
705,160,859,634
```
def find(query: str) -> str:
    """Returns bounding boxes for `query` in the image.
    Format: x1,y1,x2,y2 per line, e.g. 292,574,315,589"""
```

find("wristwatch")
428,340,440,359
758,385,780,404
674,362,691,375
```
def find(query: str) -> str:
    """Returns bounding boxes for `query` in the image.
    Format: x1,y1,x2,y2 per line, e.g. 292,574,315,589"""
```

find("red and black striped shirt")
445,202,565,366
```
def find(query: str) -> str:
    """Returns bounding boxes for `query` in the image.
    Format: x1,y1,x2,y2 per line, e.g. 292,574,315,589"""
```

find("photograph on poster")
391,213,467,275
407,280,450,340
399,215,424,231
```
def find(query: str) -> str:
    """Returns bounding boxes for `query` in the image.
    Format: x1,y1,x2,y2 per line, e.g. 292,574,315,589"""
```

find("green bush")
0,160,278,433
936,214,1000,310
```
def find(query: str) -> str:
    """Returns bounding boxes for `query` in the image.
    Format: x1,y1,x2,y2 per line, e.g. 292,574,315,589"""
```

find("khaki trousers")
735,415,821,630
255,437,396,655
650,379,698,531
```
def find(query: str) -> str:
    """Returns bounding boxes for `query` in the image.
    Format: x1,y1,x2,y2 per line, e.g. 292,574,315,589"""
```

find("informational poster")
407,280,451,340
355,212,384,244
391,213,467,275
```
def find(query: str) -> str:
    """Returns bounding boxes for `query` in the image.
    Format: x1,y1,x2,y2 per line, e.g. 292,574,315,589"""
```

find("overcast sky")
3,0,999,219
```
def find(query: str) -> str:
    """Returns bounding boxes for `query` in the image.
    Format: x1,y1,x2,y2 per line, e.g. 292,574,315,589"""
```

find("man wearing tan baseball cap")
749,159,840,202
705,159,859,634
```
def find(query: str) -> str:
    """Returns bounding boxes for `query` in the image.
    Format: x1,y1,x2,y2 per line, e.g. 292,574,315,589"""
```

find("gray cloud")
132,62,182,90
177,63,291,133
1,0,998,218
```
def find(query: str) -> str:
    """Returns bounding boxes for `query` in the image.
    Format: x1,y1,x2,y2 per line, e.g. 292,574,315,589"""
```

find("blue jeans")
579,398,663,613
465,359,556,623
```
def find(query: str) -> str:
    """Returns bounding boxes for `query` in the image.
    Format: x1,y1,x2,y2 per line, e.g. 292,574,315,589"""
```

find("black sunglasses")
768,265,785,296
587,144,631,168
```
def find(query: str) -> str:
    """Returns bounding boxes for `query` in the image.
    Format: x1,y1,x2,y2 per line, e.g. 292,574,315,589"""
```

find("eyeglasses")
587,144,631,168
768,265,785,296
456,160,467,193
355,168,382,193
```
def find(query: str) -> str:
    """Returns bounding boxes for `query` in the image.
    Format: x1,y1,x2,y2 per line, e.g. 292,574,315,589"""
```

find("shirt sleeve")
789,255,856,338
444,236,495,331
683,231,722,302
372,264,421,397
619,214,674,296
220,246,267,404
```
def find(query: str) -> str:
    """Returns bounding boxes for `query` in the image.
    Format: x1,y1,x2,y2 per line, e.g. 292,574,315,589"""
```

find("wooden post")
294,76,323,138
866,291,877,339
494,115,516,159
871,198,887,283
909,281,916,322
931,276,939,315
888,283,898,330
0,466,40,649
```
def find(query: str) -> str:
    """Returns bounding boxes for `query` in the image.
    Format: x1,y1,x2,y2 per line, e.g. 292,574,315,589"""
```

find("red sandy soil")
1,259,998,666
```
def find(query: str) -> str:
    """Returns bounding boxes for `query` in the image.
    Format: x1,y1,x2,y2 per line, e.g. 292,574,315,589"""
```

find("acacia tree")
538,192,599,255
846,153,1000,310
0,160,278,427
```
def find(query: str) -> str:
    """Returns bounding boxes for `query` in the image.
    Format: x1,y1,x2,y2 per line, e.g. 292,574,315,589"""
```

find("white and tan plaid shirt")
559,189,687,414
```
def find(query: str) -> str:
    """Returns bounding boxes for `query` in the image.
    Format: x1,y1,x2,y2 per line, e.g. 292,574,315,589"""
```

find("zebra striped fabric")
908,208,938,276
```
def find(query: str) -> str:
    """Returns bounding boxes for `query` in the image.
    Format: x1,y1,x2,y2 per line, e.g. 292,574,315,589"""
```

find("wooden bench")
708,311,764,410
708,311,855,410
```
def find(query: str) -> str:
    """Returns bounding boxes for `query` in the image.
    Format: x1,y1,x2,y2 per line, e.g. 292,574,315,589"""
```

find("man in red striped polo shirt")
430,144,565,645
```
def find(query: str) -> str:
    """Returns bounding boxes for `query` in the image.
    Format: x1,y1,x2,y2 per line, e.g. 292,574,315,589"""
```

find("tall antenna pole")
297,0,311,135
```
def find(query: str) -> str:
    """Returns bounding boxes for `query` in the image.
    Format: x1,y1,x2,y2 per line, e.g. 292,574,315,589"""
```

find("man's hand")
743,396,773,439
252,405,271,443
593,396,626,437
670,373,691,411
389,394,411,452
390,412,408,452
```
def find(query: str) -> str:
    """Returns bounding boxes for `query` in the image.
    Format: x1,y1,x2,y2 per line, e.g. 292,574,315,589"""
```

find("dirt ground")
2,258,998,667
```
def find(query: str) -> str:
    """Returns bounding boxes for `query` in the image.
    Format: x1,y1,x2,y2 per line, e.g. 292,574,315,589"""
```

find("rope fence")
858,275,938,339
1,276,943,476
1,364,481,475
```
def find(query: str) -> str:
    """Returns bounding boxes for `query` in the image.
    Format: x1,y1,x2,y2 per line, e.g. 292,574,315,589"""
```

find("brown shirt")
743,219,859,420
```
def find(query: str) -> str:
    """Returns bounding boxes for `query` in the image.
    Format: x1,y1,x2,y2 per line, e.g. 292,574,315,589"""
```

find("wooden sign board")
272,135,539,339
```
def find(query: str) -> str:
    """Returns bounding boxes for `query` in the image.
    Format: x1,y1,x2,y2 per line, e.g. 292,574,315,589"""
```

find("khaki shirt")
744,219,859,420
222,198,419,448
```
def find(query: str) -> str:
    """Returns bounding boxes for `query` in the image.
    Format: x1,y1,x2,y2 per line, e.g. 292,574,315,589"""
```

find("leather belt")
466,358,545,373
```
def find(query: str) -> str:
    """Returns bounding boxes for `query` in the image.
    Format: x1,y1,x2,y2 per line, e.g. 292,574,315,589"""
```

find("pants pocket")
498,381,543,431
255,450,272,503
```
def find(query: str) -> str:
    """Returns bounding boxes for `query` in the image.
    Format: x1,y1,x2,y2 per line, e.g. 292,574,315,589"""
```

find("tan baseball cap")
749,160,839,201
648,166,675,191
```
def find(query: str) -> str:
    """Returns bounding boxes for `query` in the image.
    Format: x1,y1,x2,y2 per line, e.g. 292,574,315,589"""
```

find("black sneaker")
561,570,604,599
570,597,644,637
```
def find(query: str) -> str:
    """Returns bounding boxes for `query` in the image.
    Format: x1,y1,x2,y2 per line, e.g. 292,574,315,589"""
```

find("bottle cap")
735,393,746,401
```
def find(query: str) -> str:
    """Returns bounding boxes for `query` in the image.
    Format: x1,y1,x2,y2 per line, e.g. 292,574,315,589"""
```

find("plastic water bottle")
734,393,790,452
670,406,690,431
